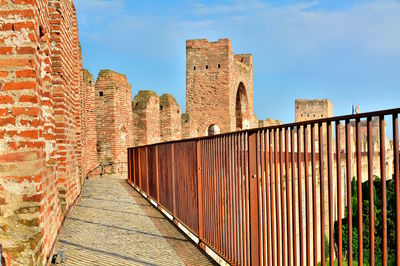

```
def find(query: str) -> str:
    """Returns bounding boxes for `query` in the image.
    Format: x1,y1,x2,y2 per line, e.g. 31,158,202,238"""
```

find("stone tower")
186,39,257,136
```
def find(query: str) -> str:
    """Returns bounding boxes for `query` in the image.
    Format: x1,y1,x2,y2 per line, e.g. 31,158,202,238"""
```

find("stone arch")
207,124,221,136
235,82,250,130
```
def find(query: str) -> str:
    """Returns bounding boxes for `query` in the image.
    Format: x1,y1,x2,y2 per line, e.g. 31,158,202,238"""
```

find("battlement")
132,90,159,110
234,54,253,67
82,68,94,84
186,38,232,49
295,99,333,122
160,93,179,108
97,69,128,83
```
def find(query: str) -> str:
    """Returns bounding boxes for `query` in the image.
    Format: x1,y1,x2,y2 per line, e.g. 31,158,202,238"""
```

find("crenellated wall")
160,94,182,142
95,70,134,174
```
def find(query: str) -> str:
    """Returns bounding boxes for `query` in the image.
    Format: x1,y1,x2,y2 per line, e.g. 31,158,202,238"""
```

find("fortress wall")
0,0,91,264
95,70,134,173
160,94,181,142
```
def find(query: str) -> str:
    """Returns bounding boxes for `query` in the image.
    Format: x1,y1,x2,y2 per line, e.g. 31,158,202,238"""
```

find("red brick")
0,108,8,116
23,194,44,203
16,70,35,78
19,95,39,103
19,130,39,139
13,21,35,31
0,9,34,19
3,81,36,91
12,107,40,117
0,59,33,68
0,71,8,78
0,47,12,54
16,47,36,55
0,151,38,163
0,117,15,126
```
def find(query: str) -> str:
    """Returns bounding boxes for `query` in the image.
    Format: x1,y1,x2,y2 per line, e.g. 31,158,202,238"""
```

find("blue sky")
75,0,400,124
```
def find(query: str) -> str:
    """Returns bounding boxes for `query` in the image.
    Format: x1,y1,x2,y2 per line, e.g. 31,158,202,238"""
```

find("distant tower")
295,99,333,122
186,39,257,136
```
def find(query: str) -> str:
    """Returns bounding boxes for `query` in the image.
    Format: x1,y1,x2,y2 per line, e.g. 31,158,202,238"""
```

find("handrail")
127,107,400,265
129,107,400,149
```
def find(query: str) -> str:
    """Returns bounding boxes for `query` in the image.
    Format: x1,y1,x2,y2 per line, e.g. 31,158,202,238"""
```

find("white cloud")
193,0,268,15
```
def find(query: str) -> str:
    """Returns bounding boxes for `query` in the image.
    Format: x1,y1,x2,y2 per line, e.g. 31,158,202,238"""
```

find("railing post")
133,149,136,185
197,141,204,240
128,148,132,183
156,146,160,203
172,143,176,216
248,132,260,265
146,147,150,193
138,148,141,189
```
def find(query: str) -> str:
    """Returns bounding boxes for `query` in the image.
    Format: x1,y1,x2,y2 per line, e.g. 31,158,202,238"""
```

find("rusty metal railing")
127,107,400,266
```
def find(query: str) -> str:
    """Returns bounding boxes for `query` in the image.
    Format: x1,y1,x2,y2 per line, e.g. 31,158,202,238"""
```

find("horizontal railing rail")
127,107,400,266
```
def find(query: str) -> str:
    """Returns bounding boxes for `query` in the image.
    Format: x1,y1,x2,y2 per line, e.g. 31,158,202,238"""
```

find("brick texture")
186,39,258,136
160,94,181,142
0,0,97,264
95,70,133,174
81,69,98,175
132,90,161,146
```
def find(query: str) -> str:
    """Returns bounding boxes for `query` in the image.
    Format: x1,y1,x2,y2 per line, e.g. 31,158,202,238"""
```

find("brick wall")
186,39,256,136
81,69,98,175
181,113,198,139
95,70,133,173
295,99,334,122
160,94,181,142
0,0,93,264
259,118,282,127
132,90,161,146
49,0,82,215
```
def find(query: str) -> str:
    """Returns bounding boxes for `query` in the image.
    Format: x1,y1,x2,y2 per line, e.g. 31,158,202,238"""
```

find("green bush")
333,176,397,265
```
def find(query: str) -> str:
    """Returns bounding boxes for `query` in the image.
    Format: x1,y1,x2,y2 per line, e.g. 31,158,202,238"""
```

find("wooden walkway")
54,177,214,265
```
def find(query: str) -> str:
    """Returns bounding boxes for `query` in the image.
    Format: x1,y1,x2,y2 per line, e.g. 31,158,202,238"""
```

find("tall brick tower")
186,39,257,135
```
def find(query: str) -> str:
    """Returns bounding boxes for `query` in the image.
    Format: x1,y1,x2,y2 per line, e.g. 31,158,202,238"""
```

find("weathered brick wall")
160,94,181,142
186,39,256,136
132,90,161,146
81,69,98,175
0,0,90,264
95,70,133,173
0,1,59,264
231,54,258,130
49,0,81,214
181,113,198,139
259,118,282,127
295,99,334,122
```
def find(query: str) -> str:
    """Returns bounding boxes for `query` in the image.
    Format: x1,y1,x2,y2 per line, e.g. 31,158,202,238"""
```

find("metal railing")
127,107,400,266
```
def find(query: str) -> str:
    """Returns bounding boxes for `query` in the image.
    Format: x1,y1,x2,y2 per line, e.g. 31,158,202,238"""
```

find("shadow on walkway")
54,177,215,266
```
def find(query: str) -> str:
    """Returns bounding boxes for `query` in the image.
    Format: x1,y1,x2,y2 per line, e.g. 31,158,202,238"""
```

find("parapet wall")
132,90,161,146
0,0,98,264
160,94,181,142
95,70,133,173
81,69,98,175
